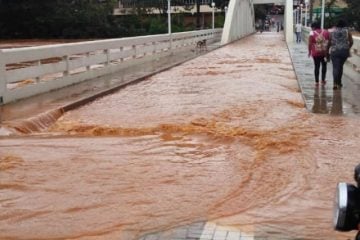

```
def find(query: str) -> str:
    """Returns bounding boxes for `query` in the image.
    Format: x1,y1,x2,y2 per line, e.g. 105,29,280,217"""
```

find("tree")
324,0,337,28
0,0,118,38
344,0,360,31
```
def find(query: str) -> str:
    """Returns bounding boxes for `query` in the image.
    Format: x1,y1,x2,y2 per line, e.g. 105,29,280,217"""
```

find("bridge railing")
301,27,360,82
0,29,222,104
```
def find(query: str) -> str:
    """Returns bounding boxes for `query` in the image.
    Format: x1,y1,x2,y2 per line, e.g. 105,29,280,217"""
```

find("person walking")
295,22,302,43
308,22,330,86
328,19,354,90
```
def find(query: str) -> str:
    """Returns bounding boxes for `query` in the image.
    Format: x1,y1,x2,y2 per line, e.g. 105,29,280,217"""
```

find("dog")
196,39,207,52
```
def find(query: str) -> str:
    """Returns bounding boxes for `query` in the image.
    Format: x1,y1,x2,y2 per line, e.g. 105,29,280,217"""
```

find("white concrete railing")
0,29,222,104
301,27,360,82
221,0,255,44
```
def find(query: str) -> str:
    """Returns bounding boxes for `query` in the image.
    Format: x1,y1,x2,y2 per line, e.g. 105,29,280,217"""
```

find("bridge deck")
0,32,358,240
1,32,358,126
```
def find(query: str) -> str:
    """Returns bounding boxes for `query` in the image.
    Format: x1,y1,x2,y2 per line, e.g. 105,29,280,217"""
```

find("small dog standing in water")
196,39,207,52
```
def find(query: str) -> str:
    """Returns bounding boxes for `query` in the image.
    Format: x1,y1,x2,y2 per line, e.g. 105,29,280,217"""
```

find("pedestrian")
308,21,330,86
328,19,354,90
295,22,302,43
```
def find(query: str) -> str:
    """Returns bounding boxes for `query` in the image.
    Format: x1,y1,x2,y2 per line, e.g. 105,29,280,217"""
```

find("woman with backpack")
327,19,354,90
308,22,330,86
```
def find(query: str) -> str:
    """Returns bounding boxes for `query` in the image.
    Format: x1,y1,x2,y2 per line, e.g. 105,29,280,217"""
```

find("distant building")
114,0,218,15
113,0,225,29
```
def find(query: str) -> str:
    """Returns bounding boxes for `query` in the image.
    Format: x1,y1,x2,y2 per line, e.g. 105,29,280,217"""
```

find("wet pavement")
0,42,221,123
1,34,359,124
1,32,360,240
288,39,360,115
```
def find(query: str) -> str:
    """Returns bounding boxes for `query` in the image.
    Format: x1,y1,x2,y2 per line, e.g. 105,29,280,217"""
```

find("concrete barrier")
301,27,360,82
0,29,222,104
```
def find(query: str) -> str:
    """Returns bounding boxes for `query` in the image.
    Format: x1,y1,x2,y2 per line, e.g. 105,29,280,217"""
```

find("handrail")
0,29,223,104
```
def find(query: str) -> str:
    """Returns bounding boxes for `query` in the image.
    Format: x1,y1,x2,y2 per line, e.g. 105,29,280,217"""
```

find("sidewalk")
288,39,360,115
2,32,359,240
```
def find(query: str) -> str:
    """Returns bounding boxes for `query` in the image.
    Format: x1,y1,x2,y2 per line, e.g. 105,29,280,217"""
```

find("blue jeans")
331,49,349,86
296,32,301,42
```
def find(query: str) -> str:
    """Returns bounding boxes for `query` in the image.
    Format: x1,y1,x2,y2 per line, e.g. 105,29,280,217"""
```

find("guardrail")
301,27,360,82
0,29,223,104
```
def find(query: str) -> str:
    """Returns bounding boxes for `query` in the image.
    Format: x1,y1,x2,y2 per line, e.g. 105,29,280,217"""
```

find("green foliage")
0,0,225,39
212,0,229,9
344,0,360,31
215,14,225,28
254,4,268,21
148,18,167,34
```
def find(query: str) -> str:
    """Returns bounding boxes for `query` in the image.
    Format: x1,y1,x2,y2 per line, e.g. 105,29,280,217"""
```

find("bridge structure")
221,0,294,43
0,0,358,107
1,1,360,240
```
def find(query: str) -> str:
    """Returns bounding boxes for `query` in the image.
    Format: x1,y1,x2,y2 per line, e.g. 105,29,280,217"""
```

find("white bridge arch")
221,0,294,44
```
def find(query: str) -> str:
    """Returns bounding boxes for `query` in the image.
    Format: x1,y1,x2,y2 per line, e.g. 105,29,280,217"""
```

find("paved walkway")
0,33,359,238
0,42,221,123
136,35,360,240
288,39,360,116
140,221,267,240
2,34,359,124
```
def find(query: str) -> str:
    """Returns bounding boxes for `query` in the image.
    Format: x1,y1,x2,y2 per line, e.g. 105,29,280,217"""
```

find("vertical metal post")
196,0,201,29
63,55,70,75
132,45,136,59
168,0,172,51
86,53,90,71
168,0,171,35
212,2,215,30
105,49,110,66
120,47,124,62
305,2,308,26
321,0,325,28
36,60,41,83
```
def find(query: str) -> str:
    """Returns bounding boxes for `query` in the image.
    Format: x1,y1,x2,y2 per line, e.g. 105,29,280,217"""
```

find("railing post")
120,47,124,62
86,52,91,71
63,55,69,76
36,60,41,83
0,50,6,104
132,45,136,59
152,42,156,55
105,49,110,65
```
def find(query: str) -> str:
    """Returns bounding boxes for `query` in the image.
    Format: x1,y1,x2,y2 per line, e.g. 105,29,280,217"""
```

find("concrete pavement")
2,33,359,125
1,32,359,239
288,39,360,116
0,42,222,123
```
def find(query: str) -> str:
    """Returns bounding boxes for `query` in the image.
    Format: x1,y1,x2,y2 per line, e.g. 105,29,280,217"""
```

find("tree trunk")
196,0,200,29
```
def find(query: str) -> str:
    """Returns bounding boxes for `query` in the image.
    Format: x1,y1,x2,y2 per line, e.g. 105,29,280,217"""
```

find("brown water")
1,33,359,240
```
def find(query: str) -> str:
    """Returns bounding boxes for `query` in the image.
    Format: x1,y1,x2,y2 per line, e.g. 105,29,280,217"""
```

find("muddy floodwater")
1,34,360,240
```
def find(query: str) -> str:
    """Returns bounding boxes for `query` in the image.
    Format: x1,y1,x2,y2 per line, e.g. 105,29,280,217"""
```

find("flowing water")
1,33,359,240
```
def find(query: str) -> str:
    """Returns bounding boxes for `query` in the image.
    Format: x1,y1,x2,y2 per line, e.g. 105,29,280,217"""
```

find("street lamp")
320,0,325,28
300,4,303,25
211,2,215,30
167,0,171,35
305,0,308,26
296,7,299,24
